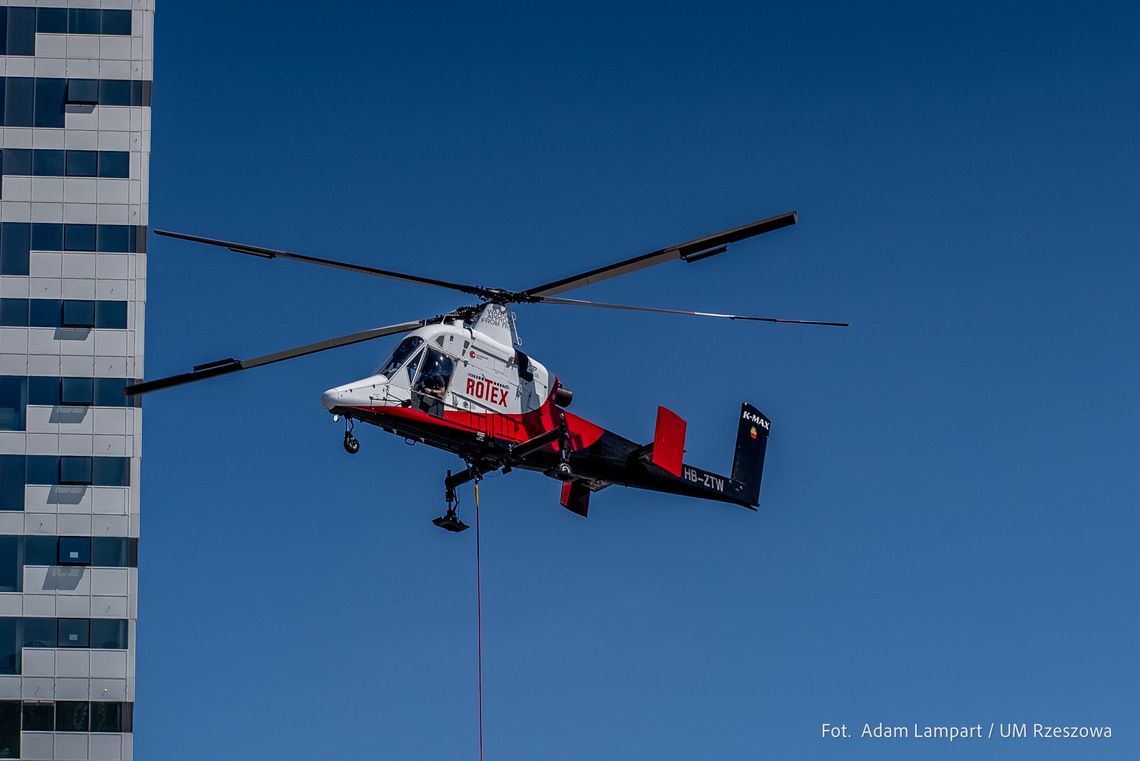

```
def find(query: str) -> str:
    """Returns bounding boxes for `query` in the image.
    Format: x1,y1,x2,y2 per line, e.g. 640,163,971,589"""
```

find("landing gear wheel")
555,461,573,481
343,432,360,454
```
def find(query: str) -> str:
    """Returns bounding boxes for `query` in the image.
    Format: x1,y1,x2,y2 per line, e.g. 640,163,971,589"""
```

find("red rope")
475,483,484,761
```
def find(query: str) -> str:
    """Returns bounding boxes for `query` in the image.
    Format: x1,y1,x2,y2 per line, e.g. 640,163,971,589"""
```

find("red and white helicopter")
127,211,846,531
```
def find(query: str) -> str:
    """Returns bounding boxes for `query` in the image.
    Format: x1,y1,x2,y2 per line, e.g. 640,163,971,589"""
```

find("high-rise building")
0,3,153,759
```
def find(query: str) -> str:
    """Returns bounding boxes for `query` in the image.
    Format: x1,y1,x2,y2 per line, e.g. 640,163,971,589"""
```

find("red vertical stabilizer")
651,406,686,477
560,480,590,516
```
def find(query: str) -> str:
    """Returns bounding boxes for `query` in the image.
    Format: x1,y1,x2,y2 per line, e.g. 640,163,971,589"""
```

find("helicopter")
126,210,847,531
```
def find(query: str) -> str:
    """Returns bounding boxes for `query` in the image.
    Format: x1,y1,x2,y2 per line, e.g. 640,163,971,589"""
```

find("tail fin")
731,402,771,507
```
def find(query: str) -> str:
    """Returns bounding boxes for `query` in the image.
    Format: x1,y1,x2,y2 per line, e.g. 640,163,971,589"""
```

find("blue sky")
137,2,1139,759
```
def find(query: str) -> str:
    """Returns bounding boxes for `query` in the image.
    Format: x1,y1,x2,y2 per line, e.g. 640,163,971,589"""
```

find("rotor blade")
533,296,849,327
155,230,499,300
125,320,427,396
520,211,799,298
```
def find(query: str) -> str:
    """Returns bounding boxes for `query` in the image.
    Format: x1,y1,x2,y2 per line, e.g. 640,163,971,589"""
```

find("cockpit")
376,335,425,384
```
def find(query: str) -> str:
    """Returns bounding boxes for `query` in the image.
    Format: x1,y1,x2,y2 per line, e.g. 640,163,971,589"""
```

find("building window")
3,77,33,127
59,457,93,486
57,620,89,648
63,224,96,251
21,702,53,732
0,223,30,276
90,701,123,733
0,299,27,327
0,700,16,759
35,8,67,34
0,620,16,676
28,299,60,328
0,458,22,512
2,7,36,57
0,378,25,431
96,301,128,329
31,149,64,177
92,457,130,487
60,300,96,329
98,151,130,179
57,537,90,566
23,538,56,567
21,619,55,649
64,79,98,106
30,222,61,251
90,620,128,650
33,78,67,128
54,701,88,732
60,378,94,407
0,538,17,593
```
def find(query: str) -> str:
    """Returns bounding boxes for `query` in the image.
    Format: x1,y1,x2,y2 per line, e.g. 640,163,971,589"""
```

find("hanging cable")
475,482,485,761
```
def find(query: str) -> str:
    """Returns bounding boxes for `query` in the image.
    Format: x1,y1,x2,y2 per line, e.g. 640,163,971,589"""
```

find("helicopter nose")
321,386,348,412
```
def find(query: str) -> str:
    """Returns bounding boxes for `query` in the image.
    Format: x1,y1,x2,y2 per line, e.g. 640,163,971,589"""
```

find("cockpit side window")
412,348,455,416
376,336,424,378
413,348,455,395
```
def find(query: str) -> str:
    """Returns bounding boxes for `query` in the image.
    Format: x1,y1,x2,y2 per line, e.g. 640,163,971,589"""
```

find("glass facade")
0,2,152,757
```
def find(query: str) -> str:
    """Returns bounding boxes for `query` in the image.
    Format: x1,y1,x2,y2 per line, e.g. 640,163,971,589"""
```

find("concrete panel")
24,433,60,456
0,328,29,354
60,356,97,377
64,203,98,224
64,179,99,205
0,595,21,617
90,678,127,701
89,733,125,761
94,331,128,357
66,130,101,151
67,37,101,59
56,650,91,678
57,514,94,536
91,596,128,618
59,434,95,456
0,513,22,534
91,651,128,679
96,255,131,281
20,676,55,699
93,435,128,457
19,731,53,760
62,255,98,281
53,732,89,761
93,410,129,436
3,177,32,202
0,432,24,455
29,201,64,223
34,59,67,78
61,279,97,300
92,516,129,537
56,677,90,700
56,595,92,618
24,515,59,535
0,677,19,699
90,569,129,597
92,488,129,515
27,279,62,300
30,178,64,204
0,275,32,295
27,354,62,375
22,650,55,678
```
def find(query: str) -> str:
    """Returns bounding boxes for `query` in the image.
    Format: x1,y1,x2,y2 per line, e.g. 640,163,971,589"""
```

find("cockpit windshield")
376,336,424,378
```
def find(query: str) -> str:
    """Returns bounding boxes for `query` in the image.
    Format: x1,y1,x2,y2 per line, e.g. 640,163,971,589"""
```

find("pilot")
419,374,446,400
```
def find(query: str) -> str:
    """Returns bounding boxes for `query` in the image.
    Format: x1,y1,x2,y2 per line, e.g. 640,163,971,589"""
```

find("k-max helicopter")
126,211,846,531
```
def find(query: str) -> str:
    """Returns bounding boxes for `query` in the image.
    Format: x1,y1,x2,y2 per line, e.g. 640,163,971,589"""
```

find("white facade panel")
0,0,152,753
